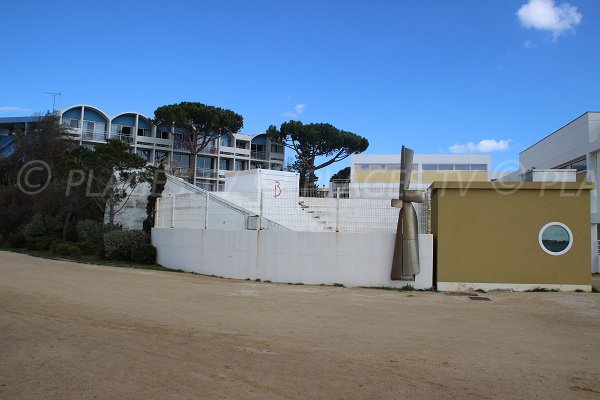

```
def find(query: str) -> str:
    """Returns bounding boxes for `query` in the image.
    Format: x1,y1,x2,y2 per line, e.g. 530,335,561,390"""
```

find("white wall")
152,228,434,290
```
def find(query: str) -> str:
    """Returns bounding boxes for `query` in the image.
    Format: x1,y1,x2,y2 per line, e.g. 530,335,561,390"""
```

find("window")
196,156,213,170
220,136,232,147
235,160,246,171
136,148,152,162
422,164,437,171
571,159,586,173
455,164,471,171
236,141,248,149
155,151,168,164
470,164,487,171
219,158,230,171
156,130,169,139
539,222,573,256
137,128,150,137
271,143,283,153
172,153,190,168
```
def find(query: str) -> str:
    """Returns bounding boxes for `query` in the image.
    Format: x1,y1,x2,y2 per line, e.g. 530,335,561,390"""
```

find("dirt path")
1,250,599,399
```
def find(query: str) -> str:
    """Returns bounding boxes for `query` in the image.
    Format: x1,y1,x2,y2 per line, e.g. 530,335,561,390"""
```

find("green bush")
130,243,157,264
76,219,104,244
7,230,26,248
22,213,60,238
78,241,100,256
104,230,149,260
54,242,82,257
26,235,55,251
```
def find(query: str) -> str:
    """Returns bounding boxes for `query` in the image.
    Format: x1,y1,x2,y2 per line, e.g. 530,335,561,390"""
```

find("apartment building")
0,104,285,191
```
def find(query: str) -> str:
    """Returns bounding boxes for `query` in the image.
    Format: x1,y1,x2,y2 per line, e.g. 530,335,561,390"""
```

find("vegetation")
153,102,243,181
267,121,368,188
0,114,157,266
330,166,350,182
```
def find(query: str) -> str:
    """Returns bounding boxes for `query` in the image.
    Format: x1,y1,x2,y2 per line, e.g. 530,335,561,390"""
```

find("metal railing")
251,150,267,160
82,129,107,141
196,168,219,179
156,187,430,234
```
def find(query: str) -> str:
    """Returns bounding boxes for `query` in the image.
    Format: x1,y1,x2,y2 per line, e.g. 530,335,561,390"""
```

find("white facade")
350,153,491,184
152,228,434,290
519,112,600,273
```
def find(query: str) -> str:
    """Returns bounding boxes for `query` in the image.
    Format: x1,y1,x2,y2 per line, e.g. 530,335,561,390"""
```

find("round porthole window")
538,222,573,256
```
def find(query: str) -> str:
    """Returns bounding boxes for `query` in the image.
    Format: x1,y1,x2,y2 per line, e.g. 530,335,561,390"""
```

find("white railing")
82,129,107,142
156,187,430,234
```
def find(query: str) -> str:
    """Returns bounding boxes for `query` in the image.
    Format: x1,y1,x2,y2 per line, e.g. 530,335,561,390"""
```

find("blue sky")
2,0,599,180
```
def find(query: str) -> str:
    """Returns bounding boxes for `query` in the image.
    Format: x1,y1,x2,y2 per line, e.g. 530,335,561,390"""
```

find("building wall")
351,153,491,185
152,228,434,289
519,112,600,273
431,182,592,291
56,104,285,191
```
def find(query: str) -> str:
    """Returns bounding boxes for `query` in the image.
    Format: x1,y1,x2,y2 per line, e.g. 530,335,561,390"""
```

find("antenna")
44,91,62,113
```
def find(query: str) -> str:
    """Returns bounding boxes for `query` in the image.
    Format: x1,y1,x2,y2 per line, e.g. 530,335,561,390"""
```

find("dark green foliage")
7,230,26,248
267,121,368,188
153,102,243,180
130,243,157,264
54,242,82,257
330,167,351,182
78,241,101,256
76,219,104,244
143,164,166,233
0,186,32,237
26,236,55,251
22,213,61,250
104,230,149,261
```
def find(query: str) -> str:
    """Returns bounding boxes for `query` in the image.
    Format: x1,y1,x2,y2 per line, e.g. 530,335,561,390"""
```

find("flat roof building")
0,104,285,191
517,112,600,273
350,153,491,187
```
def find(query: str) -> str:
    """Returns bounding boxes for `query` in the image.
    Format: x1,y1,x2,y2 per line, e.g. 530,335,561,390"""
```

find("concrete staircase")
213,192,330,232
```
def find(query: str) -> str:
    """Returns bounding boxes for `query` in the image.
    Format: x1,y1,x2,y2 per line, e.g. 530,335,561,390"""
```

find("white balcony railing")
82,130,107,142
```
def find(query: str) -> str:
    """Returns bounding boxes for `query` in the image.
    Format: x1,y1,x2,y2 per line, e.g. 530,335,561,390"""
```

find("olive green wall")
431,182,592,286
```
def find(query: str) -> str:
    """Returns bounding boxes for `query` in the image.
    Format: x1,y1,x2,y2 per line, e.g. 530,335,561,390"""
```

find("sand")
1,250,599,399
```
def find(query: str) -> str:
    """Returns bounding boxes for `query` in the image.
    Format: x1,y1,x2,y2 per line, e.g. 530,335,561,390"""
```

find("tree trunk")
306,166,317,190
62,209,72,241
108,202,115,229
188,150,196,184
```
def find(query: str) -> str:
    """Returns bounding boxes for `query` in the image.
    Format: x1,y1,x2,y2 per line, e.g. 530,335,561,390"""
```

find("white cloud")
449,139,511,154
0,106,27,113
283,103,306,118
517,0,582,40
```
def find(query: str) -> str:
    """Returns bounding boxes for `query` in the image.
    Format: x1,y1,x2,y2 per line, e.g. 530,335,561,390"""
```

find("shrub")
130,243,157,264
76,219,104,244
7,230,26,248
54,242,82,257
26,235,55,251
78,241,101,256
104,230,149,261
22,213,60,238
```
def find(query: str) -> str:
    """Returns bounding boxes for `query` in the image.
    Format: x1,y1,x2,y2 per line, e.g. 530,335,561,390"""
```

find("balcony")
251,150,267,160
82,129,107,142
115,134,134,144
196,168,219,179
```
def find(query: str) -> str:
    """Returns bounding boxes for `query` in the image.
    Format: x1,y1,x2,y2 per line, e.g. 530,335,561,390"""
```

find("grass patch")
592,287,600,293
2,246,183,273
525,287,559,292
333,283,345,288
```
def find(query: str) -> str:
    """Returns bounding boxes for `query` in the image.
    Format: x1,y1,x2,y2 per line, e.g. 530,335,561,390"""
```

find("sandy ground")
1,251,599,400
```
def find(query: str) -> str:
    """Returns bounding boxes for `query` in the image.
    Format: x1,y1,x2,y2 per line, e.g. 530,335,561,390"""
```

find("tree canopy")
153,102,243,180
330,167,351,182
267,121,368,188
